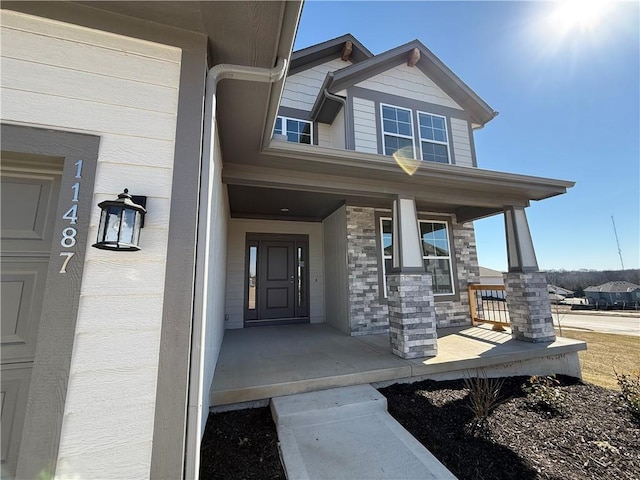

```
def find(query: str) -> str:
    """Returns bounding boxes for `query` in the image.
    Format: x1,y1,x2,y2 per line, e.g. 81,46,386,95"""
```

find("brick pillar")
388,272,437,359
504,271,555,343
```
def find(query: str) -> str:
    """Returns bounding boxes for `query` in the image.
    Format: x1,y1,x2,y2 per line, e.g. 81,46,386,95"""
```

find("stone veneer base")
387,273,437,359
504,271,556,343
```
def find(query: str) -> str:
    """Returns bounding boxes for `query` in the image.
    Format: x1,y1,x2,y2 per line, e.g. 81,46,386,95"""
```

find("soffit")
223,142,574,222
73,1,299,164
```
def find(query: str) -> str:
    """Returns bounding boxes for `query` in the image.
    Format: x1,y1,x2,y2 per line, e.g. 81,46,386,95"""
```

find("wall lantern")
92,189,147,251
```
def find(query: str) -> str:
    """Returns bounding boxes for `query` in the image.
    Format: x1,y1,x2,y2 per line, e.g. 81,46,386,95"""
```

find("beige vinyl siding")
322,206,349,333
317,108,346,149
225,219,324,329
281,57,352,111
356,63,462,110
1,11,181,479
353,97,378,154
450,118,474,167
317,123,332,147
201,129,229,436
332,108,346,149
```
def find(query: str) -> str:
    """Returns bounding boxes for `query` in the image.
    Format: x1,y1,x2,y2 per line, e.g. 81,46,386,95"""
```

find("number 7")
59,252,75,273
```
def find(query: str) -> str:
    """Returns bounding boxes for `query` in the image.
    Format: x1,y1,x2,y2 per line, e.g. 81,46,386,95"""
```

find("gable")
281,57,352,112
355,63,462,110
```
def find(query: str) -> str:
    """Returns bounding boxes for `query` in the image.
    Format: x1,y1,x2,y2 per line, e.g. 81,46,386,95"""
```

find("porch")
210,323,586,407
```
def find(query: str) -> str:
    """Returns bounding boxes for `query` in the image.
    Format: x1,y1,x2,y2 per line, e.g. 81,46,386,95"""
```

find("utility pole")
611,216,624,270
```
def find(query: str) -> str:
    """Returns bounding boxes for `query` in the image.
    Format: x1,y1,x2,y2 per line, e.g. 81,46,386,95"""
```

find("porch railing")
468,284,509,332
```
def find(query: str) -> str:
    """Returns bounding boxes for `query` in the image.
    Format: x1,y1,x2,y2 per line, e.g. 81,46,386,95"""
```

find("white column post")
387,196,437,359
503,206,555,342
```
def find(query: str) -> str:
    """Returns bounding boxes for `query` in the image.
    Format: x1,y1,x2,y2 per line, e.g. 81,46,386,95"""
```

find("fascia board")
289,33,373,75
327,39,497,126
261,142,575,199
260,0,305,150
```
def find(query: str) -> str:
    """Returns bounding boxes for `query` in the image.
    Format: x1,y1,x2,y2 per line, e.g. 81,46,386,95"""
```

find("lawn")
559,329,640,390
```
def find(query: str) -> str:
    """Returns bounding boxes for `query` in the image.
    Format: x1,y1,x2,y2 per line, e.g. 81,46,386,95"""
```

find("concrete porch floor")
210,323,586,407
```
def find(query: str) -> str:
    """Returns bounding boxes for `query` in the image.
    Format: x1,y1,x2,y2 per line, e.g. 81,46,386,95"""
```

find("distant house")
548,284,574,298
478,266,506,299
584,281,640,307
479,266,504,285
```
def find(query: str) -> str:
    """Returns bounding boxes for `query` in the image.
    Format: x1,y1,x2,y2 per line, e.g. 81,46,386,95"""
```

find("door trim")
244,233,310,327
1,124,100,479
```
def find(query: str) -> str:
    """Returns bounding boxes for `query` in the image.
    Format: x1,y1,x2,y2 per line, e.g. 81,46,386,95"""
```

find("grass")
560,329,640,390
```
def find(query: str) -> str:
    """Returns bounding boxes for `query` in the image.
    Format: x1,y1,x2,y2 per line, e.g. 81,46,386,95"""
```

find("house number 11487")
59,159,82,273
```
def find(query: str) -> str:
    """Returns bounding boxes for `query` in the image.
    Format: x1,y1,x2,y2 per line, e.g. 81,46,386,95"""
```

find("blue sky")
295,1,639,272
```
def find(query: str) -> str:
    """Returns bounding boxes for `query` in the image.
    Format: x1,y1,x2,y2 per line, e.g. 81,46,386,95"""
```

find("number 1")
74,159,83,178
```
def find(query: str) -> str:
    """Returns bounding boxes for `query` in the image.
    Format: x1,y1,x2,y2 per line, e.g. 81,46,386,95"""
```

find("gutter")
322,88,352,150
186,57,287,479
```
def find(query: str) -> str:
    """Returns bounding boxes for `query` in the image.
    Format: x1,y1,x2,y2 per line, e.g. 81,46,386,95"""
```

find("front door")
245,235,309,326
1,155,62,479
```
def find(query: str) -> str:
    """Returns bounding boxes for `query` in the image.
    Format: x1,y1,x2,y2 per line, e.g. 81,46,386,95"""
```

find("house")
0,2,579,479
585,281,640,307
548,284,574,298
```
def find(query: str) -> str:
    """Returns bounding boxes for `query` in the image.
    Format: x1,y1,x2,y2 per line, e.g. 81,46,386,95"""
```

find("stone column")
503,206,555,342
387,196,438,358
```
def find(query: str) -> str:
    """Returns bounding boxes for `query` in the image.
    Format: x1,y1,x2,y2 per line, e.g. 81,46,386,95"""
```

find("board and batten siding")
353,97,378,154
225,219,324,329
356,63,462,110
281,57,352,112
1,11,181,479
450,118,474,167
322,206,349,333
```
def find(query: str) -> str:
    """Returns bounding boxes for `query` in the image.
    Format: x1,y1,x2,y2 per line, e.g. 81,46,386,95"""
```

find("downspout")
323,87,352,150
186,57,287,479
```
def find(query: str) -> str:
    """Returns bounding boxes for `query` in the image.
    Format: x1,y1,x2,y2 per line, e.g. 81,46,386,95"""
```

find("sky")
295,0,640,272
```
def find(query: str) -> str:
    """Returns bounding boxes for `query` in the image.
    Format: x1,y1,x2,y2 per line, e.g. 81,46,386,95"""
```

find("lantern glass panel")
132,211,142,246
97,209,107,242
120,208,137,244
105,207,122,242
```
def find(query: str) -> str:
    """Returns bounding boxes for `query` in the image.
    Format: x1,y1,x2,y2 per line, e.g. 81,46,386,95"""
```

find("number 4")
63,205,78,224
59,252,75,273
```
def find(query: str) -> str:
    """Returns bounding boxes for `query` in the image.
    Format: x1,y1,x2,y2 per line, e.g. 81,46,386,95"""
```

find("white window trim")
275,115,314,144
380,103,416,157
419,219,455,295
379,216,455,297
416,110,451,165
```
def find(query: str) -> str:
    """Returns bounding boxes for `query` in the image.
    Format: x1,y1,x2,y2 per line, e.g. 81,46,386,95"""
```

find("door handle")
290,275,294,284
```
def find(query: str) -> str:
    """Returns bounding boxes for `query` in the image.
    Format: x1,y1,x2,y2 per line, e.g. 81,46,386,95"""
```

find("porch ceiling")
224,142,575,222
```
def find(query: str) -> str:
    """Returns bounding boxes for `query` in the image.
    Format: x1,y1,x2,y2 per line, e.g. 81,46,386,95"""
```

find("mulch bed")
199,377,639,480
199,406,285,480
380,376,640,480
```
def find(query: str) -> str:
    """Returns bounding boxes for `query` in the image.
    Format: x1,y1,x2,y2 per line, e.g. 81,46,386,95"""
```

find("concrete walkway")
271,384,456,480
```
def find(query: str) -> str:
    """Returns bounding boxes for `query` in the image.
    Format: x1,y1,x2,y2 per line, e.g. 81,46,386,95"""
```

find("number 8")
61,227,77,248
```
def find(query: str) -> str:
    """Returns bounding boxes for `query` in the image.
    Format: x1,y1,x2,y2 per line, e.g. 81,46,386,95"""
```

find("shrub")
463,371,505,435
522,375,567,414
615,369,640,418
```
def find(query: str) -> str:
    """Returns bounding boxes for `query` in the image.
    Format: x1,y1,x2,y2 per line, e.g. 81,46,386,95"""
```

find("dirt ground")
199,377,639,480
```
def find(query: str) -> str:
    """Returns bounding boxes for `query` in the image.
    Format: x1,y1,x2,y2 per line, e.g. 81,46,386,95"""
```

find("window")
419,221,454,294
275,116,312,144
417,112,449,164
379,217,455,296
379,105,451,164
381,104,415,158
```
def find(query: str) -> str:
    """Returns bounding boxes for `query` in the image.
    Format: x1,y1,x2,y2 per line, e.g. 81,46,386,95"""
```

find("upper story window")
379,105,450,164
418,112,449,164
379,217,455,297
381,104,415,157
275,116,313,144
